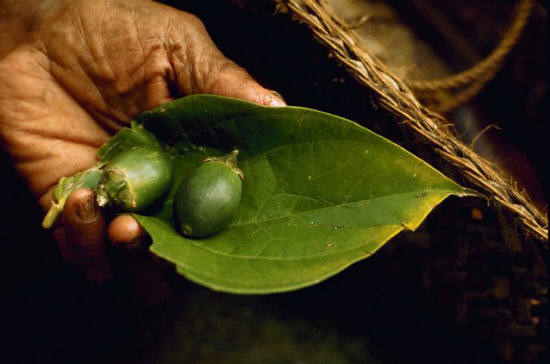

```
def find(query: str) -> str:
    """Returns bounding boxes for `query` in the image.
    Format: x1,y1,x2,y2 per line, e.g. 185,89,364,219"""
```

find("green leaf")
97,121,162,162
129,95,474,294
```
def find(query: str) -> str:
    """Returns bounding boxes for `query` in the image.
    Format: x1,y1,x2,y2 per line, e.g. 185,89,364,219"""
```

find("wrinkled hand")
0,0,284,299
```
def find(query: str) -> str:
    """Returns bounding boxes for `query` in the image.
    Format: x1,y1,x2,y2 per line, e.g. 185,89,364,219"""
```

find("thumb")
55,189,112,284
168,12,286,107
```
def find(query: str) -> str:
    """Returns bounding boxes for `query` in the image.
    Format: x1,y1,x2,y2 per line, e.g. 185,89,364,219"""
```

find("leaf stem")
42,203,62,229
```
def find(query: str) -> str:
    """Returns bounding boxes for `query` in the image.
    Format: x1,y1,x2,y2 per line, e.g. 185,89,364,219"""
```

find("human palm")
0,0,283,288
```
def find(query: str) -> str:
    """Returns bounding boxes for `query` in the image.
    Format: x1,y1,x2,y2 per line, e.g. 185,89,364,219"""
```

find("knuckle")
204,59,245,93
180,12,206,31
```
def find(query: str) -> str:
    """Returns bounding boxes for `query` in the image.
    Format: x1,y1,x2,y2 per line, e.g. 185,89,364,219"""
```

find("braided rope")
407,0,533,92
417,57,502,113
275,0,548,242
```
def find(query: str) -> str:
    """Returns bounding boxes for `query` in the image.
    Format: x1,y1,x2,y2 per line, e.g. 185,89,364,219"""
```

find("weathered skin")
0,0,284,291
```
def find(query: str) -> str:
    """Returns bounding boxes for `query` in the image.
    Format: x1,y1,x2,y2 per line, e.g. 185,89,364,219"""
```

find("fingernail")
75,195,98,222
268,90,286,107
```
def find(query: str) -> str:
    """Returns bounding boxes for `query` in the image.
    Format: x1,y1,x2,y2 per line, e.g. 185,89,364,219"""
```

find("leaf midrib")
230,188,454,228
146,189,453,262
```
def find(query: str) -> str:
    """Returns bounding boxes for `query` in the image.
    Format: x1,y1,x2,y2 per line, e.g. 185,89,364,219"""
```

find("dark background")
3,1,547,363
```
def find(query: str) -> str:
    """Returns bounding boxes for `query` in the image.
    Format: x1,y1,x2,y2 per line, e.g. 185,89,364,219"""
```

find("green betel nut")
96,146,173,211
174,150,243,238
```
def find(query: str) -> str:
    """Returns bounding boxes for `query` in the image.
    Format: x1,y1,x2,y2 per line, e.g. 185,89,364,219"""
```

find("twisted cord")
407,0,532,92
276,0,547,242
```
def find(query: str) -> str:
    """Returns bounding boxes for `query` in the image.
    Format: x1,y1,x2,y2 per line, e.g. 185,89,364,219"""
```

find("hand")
0,0,285,298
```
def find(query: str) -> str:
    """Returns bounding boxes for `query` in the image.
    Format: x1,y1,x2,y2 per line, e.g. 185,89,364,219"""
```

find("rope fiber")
407,0,533,112
275,0,548,242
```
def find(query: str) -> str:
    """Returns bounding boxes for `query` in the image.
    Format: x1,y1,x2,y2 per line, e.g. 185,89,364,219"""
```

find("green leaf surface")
97,121,162,162
128,95,473,294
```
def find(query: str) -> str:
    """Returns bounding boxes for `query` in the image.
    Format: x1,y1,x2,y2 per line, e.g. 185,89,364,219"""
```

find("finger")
108,214,146,249
167,12,286,107
203,61,287,108
57,188,112,284
108,215,170,304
